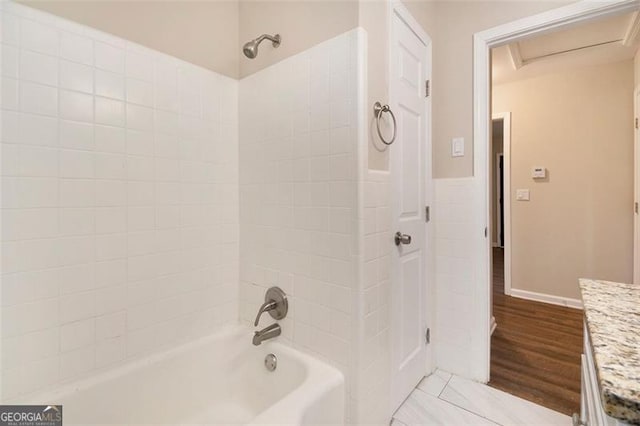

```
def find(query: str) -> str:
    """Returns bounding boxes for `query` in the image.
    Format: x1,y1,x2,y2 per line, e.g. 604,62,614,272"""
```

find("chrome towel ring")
374,101,397,146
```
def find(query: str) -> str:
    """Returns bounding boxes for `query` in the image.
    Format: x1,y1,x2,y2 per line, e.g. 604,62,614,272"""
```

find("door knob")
395,232,412,246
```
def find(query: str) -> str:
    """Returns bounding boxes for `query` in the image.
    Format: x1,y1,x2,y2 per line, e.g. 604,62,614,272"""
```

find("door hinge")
425,206,430,223
484,227,488,238
635,202,638,214
425,80,430,98
425,328,430,344
636,118,638,129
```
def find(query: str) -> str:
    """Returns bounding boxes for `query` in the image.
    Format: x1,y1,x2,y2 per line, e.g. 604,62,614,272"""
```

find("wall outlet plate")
516,189,530,201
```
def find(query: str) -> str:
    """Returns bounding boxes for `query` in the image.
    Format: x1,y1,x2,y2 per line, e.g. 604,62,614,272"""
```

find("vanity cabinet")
579,323,630,426
579,279,640,426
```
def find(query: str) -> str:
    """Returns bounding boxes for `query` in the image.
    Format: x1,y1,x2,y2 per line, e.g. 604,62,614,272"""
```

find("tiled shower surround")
0,3,239,399
239,30,359,369
238,30,368,422
0,4,390,424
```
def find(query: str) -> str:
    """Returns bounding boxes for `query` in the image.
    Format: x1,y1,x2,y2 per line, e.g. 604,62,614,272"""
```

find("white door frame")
634,86,640,285
388,0,434,407
473,0,639,382
495,152,503,248
493,112,511,295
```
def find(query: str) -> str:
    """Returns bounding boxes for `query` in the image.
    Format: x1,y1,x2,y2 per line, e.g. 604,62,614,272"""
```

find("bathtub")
27,325,344,425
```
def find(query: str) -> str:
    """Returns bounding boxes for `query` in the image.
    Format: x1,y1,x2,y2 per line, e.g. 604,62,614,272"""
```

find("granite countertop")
579,278,640,424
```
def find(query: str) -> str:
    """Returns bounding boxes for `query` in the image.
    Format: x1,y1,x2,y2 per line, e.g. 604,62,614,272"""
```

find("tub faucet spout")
253,323,281,346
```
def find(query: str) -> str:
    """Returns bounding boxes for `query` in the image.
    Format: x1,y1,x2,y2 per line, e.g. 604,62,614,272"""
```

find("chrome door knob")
394,232,412,246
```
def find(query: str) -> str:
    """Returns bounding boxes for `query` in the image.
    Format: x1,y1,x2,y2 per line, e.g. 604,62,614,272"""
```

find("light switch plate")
516,189,530,201
451,137,464,157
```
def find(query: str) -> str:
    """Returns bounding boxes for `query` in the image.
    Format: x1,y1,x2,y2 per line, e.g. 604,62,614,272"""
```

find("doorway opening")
474,1,639,391
484,5,639,416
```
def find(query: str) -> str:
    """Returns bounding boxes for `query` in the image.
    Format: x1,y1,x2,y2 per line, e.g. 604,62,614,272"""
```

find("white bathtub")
28,325,344,425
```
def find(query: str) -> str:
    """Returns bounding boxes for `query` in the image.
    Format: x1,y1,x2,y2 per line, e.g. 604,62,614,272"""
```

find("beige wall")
21,0,240,78
493,60,634,300
360,0,392,171
238,0,358,77
433,1,572,178
635,48,640,87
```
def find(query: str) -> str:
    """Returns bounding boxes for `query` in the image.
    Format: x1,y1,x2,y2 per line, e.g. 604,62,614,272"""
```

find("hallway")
489,248,583,416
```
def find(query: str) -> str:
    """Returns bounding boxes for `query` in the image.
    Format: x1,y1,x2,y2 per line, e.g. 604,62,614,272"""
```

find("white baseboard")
510,288,583,310
490,316,497,335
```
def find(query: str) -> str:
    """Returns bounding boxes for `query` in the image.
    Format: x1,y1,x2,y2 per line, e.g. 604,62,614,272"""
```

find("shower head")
243,34,281,59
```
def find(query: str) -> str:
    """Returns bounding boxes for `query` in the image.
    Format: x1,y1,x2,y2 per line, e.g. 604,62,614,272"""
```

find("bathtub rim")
13,324,344,424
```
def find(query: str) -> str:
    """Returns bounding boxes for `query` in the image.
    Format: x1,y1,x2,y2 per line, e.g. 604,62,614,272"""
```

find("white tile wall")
0,2,239,400
354,170,392,425
1,5,389,424
434,178,484,380
238,29,361,422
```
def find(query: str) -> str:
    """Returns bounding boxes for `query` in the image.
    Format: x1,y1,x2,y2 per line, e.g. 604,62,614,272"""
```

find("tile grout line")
437,372,453,399
438,376,507,426
437,376,569,425
409,385,502,425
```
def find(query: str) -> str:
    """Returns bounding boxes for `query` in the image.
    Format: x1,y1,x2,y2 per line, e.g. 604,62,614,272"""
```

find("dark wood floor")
489,248,583,416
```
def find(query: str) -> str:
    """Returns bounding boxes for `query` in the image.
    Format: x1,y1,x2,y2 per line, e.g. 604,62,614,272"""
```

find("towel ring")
374,102,396,146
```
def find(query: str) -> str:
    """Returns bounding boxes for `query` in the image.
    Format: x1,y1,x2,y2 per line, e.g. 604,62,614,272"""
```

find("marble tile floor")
392,370,571,425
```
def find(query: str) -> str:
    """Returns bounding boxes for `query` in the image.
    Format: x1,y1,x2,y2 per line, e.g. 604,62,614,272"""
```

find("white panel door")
389,4,431,413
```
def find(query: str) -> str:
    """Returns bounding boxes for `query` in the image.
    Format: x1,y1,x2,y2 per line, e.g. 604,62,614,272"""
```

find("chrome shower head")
243,34,281,59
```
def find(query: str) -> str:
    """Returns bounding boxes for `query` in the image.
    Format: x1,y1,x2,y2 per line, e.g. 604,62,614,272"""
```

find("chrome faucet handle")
254,300,277,326
253,287,288,326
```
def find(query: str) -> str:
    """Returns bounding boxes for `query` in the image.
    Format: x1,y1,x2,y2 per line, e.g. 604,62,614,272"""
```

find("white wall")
354,170,392,424
0,2,239,400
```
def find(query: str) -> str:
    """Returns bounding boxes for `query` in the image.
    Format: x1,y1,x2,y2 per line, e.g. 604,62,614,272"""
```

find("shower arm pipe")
255,34,281,47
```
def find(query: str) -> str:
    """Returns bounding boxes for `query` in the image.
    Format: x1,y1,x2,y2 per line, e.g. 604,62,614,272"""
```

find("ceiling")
492,11,640,85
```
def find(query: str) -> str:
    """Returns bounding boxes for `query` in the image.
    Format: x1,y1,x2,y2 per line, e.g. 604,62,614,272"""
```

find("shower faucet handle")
253,286,288,326
254,300,277,326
